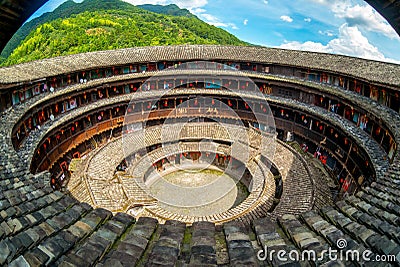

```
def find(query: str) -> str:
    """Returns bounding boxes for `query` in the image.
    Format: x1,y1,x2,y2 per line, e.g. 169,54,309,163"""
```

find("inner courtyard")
0,0,399,263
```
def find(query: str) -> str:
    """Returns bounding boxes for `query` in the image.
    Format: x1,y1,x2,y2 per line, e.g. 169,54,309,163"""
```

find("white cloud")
169,0,208,10
263,0,268,4
280,40,328,52
318,30,334,36
123,0,208,10
280,15,293,23
194,12,238,29
192,8,206,13
230,24,239,30
336,4,399,40
308,0,399,40
304,17,312,22
278,23,399,63
243,19,248,25
123,0,167,5
190,6,238,30
125,0,239,30
199,13,220,23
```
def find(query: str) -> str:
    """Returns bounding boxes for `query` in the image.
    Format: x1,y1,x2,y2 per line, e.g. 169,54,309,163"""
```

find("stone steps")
69,178,93,205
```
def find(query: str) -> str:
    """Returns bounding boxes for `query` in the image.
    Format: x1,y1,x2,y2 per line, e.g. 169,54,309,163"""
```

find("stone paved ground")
66,124,317,225
153,167,238,217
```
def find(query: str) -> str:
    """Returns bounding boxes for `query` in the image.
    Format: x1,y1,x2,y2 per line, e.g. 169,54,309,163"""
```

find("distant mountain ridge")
1,0,237,64
137,4,195,18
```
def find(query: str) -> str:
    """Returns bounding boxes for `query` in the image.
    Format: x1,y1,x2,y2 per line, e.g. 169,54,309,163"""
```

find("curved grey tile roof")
0,45,399,86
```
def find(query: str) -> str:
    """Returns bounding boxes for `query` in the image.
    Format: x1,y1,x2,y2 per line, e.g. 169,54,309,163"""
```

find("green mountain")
1,0,134,59
1,0,197,59
0,0,248,66
137,4,195,18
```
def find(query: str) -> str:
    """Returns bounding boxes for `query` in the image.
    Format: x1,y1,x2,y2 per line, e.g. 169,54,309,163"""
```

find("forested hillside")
0,0,248,66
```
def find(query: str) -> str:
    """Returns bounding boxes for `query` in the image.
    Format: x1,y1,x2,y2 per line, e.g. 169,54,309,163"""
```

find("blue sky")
28,0,400,63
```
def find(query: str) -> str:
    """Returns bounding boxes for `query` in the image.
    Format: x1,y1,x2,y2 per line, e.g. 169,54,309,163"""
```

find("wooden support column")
174,98,177,116
345,142,352,165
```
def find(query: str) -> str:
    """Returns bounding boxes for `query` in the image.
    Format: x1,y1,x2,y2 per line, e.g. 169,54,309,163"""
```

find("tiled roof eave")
0,45,399,86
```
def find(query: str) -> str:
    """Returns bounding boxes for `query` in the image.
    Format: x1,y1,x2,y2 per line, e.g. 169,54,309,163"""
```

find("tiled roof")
1,45,399,86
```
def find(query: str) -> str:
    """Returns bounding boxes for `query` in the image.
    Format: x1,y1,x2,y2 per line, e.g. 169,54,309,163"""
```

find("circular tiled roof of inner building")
0,44,400,266
1,45,400,86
